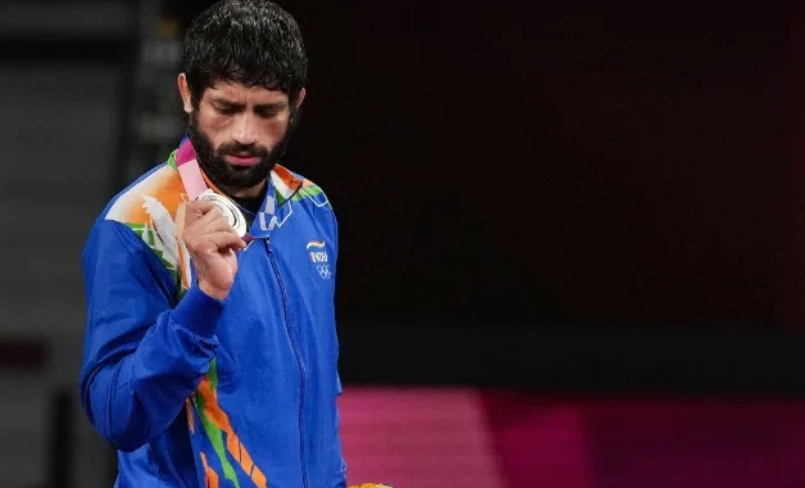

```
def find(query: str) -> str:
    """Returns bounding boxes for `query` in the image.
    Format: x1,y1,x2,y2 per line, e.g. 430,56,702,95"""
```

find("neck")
220,179,268,199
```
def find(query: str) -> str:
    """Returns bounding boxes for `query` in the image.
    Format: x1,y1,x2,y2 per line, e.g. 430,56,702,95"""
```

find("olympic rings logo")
317,264,332,280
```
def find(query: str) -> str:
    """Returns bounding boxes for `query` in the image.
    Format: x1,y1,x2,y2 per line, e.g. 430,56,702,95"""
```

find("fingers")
195,211,238,234
203,232,248,252
183,200,215,226
181,199,246,257
184,201,237,233
193,203,228,228
186,226,245,252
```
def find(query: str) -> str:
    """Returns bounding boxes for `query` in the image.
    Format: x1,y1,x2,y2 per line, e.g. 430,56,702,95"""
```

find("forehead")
203,81,289,105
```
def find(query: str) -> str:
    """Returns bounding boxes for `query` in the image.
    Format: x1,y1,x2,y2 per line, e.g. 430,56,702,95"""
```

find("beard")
186,111,295,191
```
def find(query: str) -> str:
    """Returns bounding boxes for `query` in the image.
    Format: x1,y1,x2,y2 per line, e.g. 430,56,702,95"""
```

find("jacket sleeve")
78,219,224,452
331,208,348,488
334,374,347,488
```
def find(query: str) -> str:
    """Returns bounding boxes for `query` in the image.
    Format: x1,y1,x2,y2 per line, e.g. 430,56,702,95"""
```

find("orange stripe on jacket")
200,452,220,488
197,377,267,488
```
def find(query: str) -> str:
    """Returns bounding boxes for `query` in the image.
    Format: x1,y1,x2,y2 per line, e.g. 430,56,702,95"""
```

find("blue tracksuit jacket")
79,142,345,488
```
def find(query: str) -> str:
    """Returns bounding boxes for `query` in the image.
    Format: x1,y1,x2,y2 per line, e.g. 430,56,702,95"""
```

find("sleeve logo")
306,241,331,279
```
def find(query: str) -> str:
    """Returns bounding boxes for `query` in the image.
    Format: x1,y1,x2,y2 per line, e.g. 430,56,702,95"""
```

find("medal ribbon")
174,138,253,241
175,138,211,200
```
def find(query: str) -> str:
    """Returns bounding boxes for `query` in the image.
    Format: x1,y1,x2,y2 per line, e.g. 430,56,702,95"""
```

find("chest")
200,230,337,387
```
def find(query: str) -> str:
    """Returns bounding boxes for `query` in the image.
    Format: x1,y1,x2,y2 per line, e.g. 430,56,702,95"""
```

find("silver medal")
196,189,248,237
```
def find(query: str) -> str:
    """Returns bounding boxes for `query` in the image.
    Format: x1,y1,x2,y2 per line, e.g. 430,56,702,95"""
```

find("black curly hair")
181,0,307,106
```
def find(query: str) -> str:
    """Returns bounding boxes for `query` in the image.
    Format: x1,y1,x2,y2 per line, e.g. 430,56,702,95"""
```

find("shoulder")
90,162,187,281
102,163,186,226
273,165,333,211
273,165,339,253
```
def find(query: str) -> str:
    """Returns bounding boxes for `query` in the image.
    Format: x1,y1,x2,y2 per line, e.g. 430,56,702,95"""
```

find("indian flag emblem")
306,241,328,263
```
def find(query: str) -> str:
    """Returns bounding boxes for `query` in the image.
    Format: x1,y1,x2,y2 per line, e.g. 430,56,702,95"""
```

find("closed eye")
217,106,239,116
256,108,280,119
255,102,287,119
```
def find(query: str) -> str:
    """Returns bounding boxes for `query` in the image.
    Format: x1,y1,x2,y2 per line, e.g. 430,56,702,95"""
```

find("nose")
231,113,259,146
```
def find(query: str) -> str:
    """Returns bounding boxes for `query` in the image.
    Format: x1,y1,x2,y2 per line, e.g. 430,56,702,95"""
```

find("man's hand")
178,200,247,300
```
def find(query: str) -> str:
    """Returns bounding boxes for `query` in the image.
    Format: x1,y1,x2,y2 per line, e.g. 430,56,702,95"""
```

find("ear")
295,87,306,109
177,73,194,114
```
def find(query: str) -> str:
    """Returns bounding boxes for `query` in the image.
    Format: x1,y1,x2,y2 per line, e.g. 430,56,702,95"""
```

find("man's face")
183,80,299,191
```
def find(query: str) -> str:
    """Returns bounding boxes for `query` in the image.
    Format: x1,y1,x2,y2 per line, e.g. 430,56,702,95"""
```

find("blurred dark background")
158,2,797,329
3,1,805,487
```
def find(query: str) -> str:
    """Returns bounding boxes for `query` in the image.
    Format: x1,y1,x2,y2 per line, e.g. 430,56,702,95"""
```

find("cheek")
261,119,290,146
197,112,229,146
202,112,230,133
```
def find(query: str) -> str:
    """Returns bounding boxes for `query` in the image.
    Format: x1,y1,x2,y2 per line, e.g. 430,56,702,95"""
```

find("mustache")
217,143,269,158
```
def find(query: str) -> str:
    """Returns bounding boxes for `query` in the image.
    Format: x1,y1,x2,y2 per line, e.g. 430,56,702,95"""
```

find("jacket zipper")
265,239,309,488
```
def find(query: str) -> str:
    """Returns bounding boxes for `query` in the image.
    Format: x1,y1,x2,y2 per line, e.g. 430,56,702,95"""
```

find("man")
79,1,347,487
